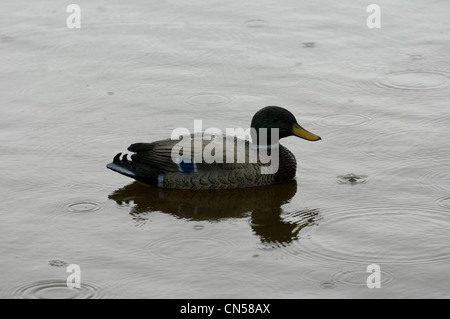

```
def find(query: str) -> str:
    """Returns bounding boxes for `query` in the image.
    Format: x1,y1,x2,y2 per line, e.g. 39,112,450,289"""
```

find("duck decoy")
107,106,321,189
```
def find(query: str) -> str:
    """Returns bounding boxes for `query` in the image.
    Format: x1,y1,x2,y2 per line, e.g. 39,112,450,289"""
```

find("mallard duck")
107,106,321,189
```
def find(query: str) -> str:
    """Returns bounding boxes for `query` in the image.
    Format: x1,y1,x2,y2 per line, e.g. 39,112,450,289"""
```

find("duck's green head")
250,106,321,145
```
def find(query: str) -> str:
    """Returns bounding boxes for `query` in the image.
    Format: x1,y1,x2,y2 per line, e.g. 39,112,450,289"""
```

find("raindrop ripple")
291,206,450,265
374,70,450,91
11,279,105,299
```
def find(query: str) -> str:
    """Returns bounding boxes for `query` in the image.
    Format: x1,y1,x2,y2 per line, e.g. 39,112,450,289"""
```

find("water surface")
1,0,449,298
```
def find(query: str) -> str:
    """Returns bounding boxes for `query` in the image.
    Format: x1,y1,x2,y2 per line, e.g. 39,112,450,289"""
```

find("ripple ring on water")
435,196,450,208
299,268,337,289
332,267,395,287
419,169,450,193
143,235,236,260
315,114,373,127
185,93,234,106
65,201,102,213
244,19,268,28
336,173,368,184
11,279,105,299
291,206,450,265
374,70,450,91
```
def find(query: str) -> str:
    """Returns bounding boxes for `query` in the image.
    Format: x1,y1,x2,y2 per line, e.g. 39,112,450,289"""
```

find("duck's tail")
107,153,137,178
106,153,160,186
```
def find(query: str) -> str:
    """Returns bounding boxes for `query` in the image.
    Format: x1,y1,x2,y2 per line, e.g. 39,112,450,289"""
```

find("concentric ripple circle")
337,173,368,184
294,206,450,265
332,267,395,287
143,235,236,260
65,201,102,213
185,93,234,106
41,200,111,234
374,70,450,90
315,114,373,127
244,19,269,28
435,196,450,208
299,268,337,289
419,170,450,193
11,279,105,299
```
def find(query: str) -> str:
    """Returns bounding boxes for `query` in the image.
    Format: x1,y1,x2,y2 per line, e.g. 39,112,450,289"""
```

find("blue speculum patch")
178,160,197,173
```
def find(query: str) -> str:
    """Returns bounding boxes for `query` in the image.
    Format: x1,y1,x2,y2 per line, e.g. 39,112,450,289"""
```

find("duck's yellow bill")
292,123,321,141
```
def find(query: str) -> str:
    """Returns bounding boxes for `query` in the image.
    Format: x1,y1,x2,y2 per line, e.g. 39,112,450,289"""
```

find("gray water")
1,0,449,299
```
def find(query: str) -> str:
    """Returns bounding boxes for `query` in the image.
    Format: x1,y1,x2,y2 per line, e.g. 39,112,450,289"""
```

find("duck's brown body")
107,135,298,190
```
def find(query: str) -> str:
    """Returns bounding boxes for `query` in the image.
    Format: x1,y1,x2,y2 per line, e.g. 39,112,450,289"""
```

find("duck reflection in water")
108,180,320,246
